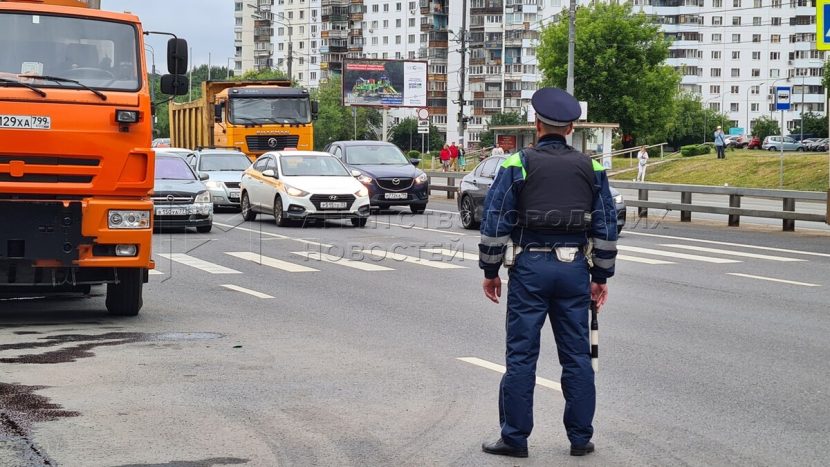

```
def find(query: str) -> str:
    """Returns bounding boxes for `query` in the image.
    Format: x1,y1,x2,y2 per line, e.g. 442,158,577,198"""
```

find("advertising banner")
343,59,427,108
497,135,517,152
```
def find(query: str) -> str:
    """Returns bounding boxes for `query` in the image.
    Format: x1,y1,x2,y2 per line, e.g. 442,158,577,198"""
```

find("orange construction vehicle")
170,80,317,159
0,0,188,315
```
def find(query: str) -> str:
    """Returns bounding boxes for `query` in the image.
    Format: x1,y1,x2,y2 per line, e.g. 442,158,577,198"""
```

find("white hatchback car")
240,151,371,227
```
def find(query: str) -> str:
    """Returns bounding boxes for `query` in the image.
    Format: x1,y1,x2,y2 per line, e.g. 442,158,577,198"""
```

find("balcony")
327,29,349,39
427,90,447,99
322,0,349,6
329,45,348,53
471,0,504,14
469,57,485,66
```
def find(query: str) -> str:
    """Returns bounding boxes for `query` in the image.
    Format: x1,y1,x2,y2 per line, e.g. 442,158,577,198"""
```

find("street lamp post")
227,57,234,79
273,15,293,80
703,95,721,143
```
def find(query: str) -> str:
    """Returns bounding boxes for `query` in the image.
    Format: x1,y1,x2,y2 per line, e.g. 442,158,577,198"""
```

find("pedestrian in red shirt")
449,142,460,171
440,144,451,172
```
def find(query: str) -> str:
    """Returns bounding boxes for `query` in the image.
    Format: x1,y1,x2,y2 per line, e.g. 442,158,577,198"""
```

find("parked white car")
240,151,371,227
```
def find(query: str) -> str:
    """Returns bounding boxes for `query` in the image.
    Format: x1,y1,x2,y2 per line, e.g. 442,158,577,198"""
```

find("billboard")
342,59,427,108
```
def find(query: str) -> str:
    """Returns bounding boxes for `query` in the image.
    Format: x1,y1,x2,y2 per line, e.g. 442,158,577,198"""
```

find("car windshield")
229,97,311,124
0,12,140,91
346,145,409,165
280,155,349,176
198,153,250,171
155,157,196,180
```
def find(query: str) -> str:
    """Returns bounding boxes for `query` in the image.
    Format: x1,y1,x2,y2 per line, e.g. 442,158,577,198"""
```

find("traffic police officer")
479,87,618,458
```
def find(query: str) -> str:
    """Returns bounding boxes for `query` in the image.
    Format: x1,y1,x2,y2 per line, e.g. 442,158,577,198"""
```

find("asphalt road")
2,199,829,466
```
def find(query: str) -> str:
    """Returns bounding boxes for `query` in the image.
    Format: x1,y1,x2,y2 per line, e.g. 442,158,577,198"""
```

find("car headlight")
108,210,150,229
194,191,211,203
613,194,623,204
355,186,369,197
205,180,223,190
284,184,309,197
415,172,428,184
357,174,373,184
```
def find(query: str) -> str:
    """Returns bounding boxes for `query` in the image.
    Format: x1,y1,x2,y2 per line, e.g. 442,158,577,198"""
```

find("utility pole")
287,30,293,81
457,0,468,148
566,0,576,95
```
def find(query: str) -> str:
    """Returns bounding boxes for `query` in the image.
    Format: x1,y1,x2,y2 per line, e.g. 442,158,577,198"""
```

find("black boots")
481,438,529,458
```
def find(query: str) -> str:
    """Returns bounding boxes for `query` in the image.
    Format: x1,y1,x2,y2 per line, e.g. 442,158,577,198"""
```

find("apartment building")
234,0,276,75
637,0,825,134
273,0,322,87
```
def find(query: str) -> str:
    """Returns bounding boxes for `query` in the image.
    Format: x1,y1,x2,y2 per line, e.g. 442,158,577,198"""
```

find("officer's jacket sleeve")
479,153,525,279
590,160,618,284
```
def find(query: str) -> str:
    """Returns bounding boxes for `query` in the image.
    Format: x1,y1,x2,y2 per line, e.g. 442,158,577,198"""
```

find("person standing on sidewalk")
636,145,649,182
714,126,727,159
439,144,451,172
449,142,460,171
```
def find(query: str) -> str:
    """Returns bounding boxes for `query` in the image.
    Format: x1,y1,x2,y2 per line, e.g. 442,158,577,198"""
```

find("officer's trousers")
499,250,594,448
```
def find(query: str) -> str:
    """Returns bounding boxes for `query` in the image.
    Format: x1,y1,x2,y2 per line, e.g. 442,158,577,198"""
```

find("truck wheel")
106,268,143,316
241,192,257,221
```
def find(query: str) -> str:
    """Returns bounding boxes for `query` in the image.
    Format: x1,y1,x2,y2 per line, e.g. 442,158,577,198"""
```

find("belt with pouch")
504,244,581,266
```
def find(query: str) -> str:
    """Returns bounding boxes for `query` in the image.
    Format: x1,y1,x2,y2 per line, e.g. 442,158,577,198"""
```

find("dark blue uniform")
479,89,618,451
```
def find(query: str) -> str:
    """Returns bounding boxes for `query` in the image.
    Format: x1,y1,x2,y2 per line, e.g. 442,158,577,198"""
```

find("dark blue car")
324,141,429,213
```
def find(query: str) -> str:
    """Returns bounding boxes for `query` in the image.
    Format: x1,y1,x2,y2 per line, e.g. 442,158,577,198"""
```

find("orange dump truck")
170,80,317,159
0,0,187,315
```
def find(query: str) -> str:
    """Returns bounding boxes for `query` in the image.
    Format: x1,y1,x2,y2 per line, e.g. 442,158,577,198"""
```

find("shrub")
680,144,711,157
407,150,421,159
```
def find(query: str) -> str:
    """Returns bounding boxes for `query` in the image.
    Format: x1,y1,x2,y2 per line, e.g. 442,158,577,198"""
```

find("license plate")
384,193,408,200
228,191,240,199
0,115,50,130
155,207,189,216
319,202,348,209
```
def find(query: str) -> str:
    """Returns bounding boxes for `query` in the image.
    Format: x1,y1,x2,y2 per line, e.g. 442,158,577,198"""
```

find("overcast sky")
104,0,234,71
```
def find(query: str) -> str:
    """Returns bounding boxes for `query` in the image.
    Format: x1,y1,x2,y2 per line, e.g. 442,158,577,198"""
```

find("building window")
383,20,388,28
711,68,721,77
731,34,740,43
409,34,415,43
731,51,740,60
710,85,720,94
732,0,740,6
396,19,401,28
396,36,401,44
752,51,760,60
754,0,761,6
770,68,780,78
750,86,760,95
713,0,722,6
752,34,761,43
409,18,415,27
770,52,779,60
713,33,722,43
730,103,739,112
730,85,739,94
771,17,781,26
311,72,317,81
383,4,389,11
712,51,721,59
396,2,402,11
752,69,760,77
752,17,761,26
383,37,388,45
751,103,760,112
732,17,741,26
731,68,740,77
709,102,720,111
712,16,722,26
771,34,780,43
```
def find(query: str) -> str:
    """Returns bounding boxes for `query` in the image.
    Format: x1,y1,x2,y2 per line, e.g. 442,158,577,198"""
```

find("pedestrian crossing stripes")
359,249,467,269
290,251,394,271
225,251,318,272
617,255,675,265
221,284,275,298
420,248,479,261
660,244,805,262
148,270,164,275
617,246,741,264
156,253,242,274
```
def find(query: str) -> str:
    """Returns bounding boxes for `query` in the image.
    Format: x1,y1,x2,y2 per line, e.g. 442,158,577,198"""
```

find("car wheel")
460,196,480,230
273,196,290,227
105,268,143,316
410,203,427,214
197,224,212,233
768,147,776,151
797,147,804,152
351,217,368,227
241,192,257,221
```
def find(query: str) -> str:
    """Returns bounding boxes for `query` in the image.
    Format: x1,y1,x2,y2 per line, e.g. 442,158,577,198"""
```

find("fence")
612,180,828,231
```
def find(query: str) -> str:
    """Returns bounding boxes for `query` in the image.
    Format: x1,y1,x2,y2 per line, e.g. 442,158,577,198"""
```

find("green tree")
388,117,443,153
666,93,730,148
751,116,781,142
790,111,828,139
479,111,525,148
537,3,680,143
233,67,291,82
312,76,381,149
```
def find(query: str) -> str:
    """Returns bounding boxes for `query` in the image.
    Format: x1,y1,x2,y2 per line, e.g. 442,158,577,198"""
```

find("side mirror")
350,169,361,177
410,158,421,167
199,172,209,181
310,100,319,120
262,169,278,178
160,74,188,96
166,38,188,75
214,103,223,123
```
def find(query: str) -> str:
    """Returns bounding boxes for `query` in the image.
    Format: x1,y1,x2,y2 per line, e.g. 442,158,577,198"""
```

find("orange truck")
0,0,188,315
170,80,317,159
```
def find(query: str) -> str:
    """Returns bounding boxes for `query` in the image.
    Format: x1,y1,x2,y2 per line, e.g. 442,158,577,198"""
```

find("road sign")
775,86,791,111
818,0,830,50
417,118,429,127
417,126,429,134
417,108,429,119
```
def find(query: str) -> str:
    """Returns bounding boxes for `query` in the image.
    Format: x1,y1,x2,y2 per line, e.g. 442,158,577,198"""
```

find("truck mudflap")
0,200,90,266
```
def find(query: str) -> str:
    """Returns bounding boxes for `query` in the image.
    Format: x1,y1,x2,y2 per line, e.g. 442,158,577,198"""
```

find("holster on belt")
503,242,522,268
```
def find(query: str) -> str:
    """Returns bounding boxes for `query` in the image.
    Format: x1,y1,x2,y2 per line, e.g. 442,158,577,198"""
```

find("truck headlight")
109,210,150,229
357,174,373,184
195,191,211,204
415,173,428,184
285,184,309,197
205,181,223,190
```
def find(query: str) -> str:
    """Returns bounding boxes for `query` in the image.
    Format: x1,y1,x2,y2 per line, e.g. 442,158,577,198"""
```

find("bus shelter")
489,122,620,169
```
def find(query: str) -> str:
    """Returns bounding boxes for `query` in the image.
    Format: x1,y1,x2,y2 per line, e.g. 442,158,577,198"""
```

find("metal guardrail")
612,180,828,231
424,171,459,199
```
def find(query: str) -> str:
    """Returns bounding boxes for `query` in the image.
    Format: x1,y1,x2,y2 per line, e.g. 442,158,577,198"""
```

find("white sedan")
240,151,371,227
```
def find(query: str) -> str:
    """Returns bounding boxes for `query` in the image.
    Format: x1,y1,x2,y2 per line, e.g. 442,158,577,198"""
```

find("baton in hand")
590,300,599,373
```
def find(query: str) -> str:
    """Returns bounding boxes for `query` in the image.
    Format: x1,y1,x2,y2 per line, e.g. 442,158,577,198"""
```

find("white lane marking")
360,249,467,269
457,357,562,392
661,244,806,262
617,245,741,264
726,273,821,287
213,222,333,248
148,270,164,275
617,254,675,265
373,219,466,236
425,208,460,216
221,284,274,299
625,231,830,258
290,251,393,271
421,248,479,261
226,251,318,272
156,253,242,274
